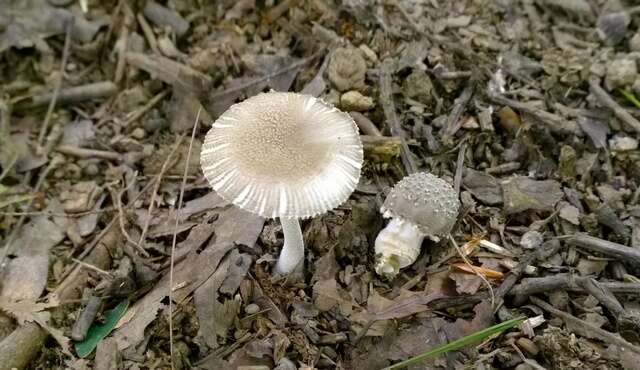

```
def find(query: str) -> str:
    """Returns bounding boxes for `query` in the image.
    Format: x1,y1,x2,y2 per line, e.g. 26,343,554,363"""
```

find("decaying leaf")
0,297,71,356
501,177,563,214
0,211,65,301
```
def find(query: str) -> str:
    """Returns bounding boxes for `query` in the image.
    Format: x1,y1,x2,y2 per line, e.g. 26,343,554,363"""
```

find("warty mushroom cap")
201,91,364,219
381,172,460,240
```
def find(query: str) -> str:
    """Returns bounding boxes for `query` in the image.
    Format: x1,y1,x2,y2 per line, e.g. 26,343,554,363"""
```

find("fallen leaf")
0,0,106,53
112,300,164,351
1,211,65,301
463,168,503,205
501,176,563,214
311,246,340,283
75,299,129,358
0,297,71,356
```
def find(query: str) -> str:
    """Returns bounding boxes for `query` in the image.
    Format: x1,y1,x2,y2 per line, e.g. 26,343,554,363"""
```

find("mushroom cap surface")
381,172,460,239
201,92,363,219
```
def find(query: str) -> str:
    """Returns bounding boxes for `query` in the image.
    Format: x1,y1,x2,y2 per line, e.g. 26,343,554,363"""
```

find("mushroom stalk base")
275,218,304,274
374,218,425,277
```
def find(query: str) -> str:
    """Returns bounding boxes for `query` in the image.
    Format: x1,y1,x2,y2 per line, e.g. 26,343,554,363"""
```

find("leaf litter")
4,0,640,369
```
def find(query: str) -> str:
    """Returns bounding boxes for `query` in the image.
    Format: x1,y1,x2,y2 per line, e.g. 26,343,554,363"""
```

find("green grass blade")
74,299,129,358
620,89,640,109
382,317,526,370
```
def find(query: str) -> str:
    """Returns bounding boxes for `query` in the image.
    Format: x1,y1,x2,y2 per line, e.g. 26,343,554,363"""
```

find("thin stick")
169,108,201,370
379,59,417,174
122,89,169,127
450,234,495,308
453,140,467,194
55,145,122,161
138,136,184,245
110,177,150,257
38,18,73,146
136,12,160,55
71,258,111,276
589,79,640,133
114,5,133,84
531,296,640,355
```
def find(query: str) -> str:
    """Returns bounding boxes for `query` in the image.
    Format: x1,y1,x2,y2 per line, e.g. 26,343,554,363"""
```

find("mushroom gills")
374,218,425,276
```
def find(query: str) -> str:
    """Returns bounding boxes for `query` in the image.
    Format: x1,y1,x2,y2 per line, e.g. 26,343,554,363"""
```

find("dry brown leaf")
1,212,65,301
0,297,71,357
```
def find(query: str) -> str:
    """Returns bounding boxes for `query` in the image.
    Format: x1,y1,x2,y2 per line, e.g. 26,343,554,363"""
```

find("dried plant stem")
169,108,201,370
531,296,640,355
55,145,122,161
114,5,133,84
449,234,495,309
379,59,417,175
38,18,73,147
136,12,160,55
123,89,169,127
138,136,184,245
110,175,150,258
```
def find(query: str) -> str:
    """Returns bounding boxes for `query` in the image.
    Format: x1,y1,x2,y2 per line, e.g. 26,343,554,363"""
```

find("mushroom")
200,91,363,274
374,172,460,278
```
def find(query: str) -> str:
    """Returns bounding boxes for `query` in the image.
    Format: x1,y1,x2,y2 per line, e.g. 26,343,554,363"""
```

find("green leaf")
74,299,129,358
382,317,526,370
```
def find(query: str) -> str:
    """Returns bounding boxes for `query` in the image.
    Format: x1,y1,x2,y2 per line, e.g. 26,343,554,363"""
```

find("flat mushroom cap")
201,92,363,219
381,172,460,239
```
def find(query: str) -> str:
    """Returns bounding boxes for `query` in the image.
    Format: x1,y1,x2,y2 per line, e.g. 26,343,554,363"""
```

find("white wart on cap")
201,91,363,274
374,172,460,278
201,91,363,219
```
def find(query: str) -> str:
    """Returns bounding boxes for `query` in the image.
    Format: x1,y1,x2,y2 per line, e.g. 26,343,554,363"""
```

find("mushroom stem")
374,218,425,277
275,218,304,274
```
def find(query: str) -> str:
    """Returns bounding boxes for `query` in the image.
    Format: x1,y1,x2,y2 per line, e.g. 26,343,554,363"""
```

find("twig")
126,52,212,94
114,4,134,84
379,59,417,174
37,18,73,147
70,296,103,341
487,93,577,135
442,81,476,141
510,273,640,296
143,1,189,37
205,55,317,103
122,89,169,127
110,178,150,258
136,12,160,55
577,277,625,318
264,0,301,23
71,258,111,276
138,136,184,245
589,79,640,133
14,81,118,110
55,145,122,161
530,296,640,355
567,233,640,266
169,108,200,370
510,343,548,370
453,140,467,194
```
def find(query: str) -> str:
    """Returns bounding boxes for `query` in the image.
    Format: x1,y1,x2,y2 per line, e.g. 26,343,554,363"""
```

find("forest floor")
2,0,640,369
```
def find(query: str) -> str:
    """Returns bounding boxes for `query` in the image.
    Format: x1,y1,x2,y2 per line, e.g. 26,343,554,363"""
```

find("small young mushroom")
374,172,460,278
201,91,363,274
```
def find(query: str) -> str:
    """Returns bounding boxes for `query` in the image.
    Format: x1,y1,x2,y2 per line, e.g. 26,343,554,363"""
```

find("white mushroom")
374,172,460,278
200,91,363,274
